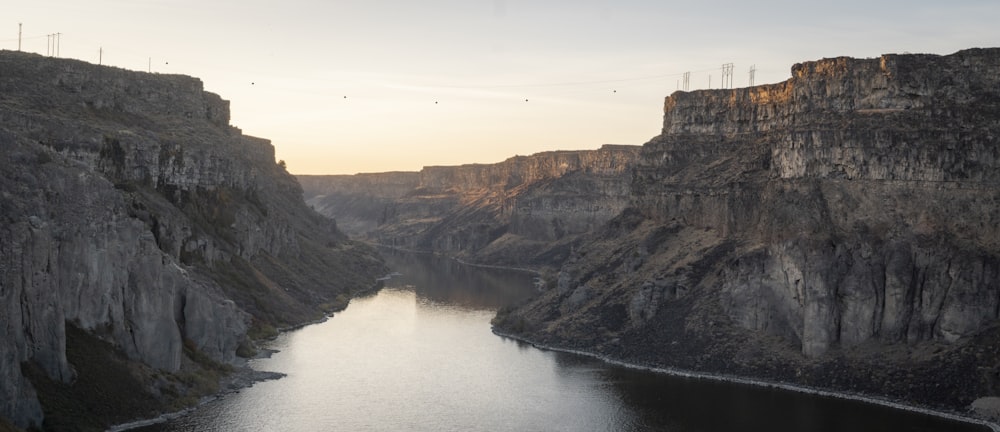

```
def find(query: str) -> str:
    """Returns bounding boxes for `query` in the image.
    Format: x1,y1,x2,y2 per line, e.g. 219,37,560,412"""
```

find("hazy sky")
5,1,998,174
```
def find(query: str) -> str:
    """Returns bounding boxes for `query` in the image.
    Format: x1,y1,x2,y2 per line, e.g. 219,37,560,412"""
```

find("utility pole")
721,63,734,89
749,64,757,87
682,71,690,91
18,23,21,51
99,47,102,65
45,33,61,57
148,57,151,73
708,75,711,89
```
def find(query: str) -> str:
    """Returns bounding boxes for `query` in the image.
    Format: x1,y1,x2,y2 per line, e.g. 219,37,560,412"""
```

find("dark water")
139,250,989,432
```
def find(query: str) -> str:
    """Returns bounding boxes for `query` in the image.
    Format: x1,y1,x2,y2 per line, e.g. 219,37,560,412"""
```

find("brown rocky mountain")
0,51,383,430
493,48,1000,415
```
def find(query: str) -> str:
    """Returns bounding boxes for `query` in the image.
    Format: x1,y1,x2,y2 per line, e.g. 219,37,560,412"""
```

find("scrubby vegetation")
22,326,232,431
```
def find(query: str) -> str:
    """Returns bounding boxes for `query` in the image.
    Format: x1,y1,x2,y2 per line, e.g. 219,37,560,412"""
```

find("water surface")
140,250,989,432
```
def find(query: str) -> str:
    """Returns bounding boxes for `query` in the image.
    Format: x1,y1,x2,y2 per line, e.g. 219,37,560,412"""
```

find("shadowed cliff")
0,51,384,430
494,48,1000,414
299,145,640,270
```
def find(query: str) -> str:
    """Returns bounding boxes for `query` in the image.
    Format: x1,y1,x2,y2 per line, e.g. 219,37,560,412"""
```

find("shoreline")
491,328,1000,432
107,355,286,432
105,280,388,432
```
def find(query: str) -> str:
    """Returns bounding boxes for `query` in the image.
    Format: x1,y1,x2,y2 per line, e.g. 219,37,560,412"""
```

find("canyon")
299,144,640,270
306,48,1000,417
3,45,1000,430
0,51,383,430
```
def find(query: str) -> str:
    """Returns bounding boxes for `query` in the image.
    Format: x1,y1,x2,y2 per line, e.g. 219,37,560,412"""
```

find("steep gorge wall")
0,51,383,428
300,145,639,268
496,48,1000,410
635,49,1000,355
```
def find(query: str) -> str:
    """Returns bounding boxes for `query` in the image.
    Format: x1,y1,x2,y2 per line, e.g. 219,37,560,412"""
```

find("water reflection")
137,250,990,432
377,248,538,310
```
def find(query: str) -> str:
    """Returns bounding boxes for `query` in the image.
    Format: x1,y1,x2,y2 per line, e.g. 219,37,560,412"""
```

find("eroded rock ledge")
494,48,1000,412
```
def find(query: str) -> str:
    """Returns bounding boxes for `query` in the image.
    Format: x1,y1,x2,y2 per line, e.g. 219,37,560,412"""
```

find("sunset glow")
5,0,997,174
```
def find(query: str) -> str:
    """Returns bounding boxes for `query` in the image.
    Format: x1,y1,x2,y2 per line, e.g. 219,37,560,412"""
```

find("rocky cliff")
494,48,1000,412
300,145,640,269
0,51,383,429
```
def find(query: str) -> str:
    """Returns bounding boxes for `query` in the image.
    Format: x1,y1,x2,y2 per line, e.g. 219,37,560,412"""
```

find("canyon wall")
0,51,383,429
495,48,1000,411
300,145,640,269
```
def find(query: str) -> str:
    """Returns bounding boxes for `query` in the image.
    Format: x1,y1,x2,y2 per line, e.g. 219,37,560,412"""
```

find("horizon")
6,1,998,175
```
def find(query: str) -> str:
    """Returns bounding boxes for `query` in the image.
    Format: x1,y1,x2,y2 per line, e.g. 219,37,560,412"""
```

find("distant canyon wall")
299,145,640,268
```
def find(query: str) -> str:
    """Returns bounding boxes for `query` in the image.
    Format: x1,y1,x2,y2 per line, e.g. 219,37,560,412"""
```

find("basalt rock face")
495,48,1000,410
0,51,383,429
300,145,640,269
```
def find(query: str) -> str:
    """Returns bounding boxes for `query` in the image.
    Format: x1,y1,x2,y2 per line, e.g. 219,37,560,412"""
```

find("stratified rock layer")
300,145,640,269
495,48,1000,411
0,51,383,428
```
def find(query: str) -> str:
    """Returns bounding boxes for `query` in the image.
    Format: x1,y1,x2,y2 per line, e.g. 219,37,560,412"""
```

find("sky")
4,1,998,174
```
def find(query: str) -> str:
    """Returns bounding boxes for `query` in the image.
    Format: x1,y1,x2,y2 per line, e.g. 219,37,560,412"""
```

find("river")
138,250,989,431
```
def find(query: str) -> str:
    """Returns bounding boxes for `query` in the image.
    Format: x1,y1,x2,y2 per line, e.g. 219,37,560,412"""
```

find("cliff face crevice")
0,51,383,429
300,145,640,268
495,48,1000,410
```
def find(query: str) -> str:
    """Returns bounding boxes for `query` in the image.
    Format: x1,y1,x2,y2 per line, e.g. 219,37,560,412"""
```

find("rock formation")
0,51,383,429
299,145,640,269
494,48,1000,411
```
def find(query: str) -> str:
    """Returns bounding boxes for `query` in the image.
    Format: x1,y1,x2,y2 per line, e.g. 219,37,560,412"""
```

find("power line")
432,67,718,90
5,26,761,95
0,33,47,42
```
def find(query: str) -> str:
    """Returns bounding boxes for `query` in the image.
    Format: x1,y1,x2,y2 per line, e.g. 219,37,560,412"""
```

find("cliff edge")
0,51,384,429
494,48,1000,413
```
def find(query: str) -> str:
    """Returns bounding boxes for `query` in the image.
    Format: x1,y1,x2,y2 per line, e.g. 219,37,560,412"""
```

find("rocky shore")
491,328,1000,431
107,349,286,432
